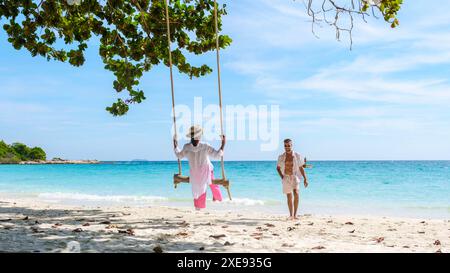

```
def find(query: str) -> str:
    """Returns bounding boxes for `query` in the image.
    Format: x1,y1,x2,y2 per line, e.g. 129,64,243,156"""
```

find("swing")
303,157,313,169
165,0,232,200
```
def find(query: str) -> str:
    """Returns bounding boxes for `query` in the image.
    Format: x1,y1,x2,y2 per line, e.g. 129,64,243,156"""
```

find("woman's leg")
194,193,207,209
210,170,223,202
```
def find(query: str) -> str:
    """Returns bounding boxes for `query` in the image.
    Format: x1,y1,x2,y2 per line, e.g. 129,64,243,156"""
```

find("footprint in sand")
179,221,190,227
62,241,81,253
30,227,40,233
118,228,135,236
282,243,295,247
210,234,226,239
312,246,326,250
153,246,163,253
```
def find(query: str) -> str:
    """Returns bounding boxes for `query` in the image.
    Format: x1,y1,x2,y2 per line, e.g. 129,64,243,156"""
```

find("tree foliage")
305,0,403,48
0,1,402,115
0,140,21,163
28,146,47,160
0,140,46,163
0,0,232,116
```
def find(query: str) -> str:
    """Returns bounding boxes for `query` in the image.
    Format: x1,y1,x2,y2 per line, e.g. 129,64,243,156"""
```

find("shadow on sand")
0,201,285,253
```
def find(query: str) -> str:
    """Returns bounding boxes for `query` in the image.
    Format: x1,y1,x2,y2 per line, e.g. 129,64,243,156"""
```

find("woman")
173,125,226,210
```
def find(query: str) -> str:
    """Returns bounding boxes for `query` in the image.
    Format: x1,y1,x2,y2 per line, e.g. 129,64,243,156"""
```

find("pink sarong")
193,170,223,209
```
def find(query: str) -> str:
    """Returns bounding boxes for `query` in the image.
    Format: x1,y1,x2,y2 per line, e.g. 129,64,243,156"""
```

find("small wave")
222,198,270,206
404,205,450,211
37,192,275,207
38,192,169,204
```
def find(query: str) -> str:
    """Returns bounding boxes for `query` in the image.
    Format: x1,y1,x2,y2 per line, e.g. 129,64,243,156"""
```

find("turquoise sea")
1,161,449,219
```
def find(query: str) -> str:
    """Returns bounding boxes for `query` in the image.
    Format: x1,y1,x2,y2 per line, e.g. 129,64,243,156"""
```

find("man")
276,139,308,220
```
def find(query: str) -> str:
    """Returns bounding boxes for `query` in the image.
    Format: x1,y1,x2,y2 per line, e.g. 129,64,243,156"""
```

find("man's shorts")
282,174,299,194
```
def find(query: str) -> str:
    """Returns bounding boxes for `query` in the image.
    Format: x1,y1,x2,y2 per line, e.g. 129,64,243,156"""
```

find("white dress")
174,142,223,199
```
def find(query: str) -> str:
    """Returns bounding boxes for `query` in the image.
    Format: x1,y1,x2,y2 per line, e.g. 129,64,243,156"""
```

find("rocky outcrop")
18,159,100,165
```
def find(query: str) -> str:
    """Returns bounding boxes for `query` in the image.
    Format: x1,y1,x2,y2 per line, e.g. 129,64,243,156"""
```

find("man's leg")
286,193,293,219
293,189,299,219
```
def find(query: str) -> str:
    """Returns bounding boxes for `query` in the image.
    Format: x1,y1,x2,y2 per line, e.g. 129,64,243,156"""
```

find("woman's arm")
207,135,226,159
173,139,186,159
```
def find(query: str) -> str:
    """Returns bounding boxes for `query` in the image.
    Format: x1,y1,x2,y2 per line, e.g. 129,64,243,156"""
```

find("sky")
1,0,450,161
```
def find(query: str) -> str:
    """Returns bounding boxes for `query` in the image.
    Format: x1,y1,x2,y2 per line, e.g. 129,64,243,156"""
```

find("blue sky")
1,0,450,161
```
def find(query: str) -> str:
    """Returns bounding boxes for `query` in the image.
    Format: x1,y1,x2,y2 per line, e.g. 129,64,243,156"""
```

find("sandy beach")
0,197,448,253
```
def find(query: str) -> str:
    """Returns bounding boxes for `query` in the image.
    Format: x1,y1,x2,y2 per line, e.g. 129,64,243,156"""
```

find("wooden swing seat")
173,173,190,184
174,174,230,187
173,173,232,200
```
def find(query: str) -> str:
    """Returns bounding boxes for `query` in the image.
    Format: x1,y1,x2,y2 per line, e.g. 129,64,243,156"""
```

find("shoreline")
1,191,449,221
0,196,448,253
0,160,101,165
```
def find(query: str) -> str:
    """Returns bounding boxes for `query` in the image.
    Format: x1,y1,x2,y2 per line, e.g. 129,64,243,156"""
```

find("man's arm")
276,166,284,180
299,166,308,188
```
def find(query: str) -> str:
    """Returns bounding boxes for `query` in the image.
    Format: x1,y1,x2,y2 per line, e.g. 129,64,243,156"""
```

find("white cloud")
255,74,450,104
0,101,50,114
225,59,291,76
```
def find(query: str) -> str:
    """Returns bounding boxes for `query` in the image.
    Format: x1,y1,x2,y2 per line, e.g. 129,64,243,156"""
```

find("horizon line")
97,159,450,162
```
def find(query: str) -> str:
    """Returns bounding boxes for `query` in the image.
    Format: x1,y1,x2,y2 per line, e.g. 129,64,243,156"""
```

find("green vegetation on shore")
0,141,46,164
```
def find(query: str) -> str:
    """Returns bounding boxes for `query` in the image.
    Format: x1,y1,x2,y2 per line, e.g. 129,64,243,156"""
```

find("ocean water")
1,161,449,219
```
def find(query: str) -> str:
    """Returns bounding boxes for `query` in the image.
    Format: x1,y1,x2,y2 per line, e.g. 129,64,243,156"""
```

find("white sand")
0,197,448,253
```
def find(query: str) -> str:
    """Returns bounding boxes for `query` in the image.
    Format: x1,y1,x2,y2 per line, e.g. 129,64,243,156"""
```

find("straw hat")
186,125,203,140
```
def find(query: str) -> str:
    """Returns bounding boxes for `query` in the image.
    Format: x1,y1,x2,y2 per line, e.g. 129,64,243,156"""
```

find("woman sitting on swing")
173,125,226,210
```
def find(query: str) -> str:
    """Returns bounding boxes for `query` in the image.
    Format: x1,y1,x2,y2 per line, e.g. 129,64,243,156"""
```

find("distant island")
0,140,99,164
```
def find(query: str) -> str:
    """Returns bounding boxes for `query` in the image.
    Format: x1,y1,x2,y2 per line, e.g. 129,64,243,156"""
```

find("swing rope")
164,0,182,182
213,0,227,182
165,0,231,199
